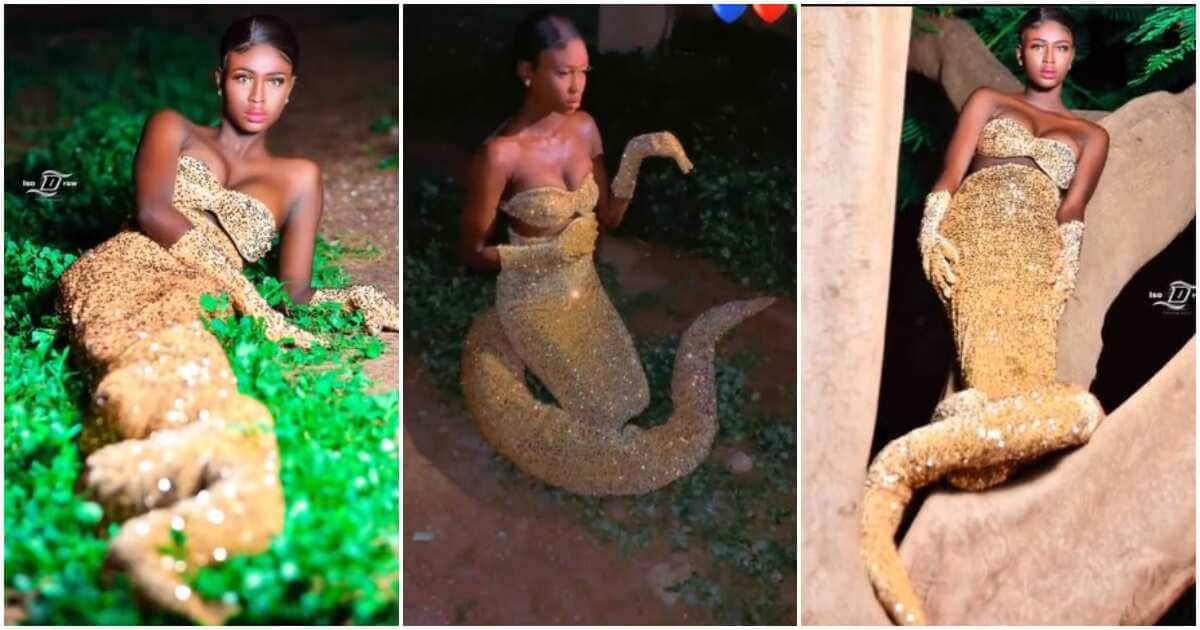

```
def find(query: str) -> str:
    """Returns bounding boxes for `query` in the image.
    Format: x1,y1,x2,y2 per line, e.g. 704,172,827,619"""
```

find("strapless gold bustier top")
976,117,1078,190
172,155,277,262
500,172,599,229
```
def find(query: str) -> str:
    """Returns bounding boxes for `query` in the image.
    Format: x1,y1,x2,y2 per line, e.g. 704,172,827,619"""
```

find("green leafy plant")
1126,6,1196,86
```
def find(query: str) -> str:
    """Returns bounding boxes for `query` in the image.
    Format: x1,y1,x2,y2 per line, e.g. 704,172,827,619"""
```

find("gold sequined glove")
918,190,960,304
310,285,399,336
1048,220,1085,319
168,228,317,348
497,216,599,271
610,131,695,200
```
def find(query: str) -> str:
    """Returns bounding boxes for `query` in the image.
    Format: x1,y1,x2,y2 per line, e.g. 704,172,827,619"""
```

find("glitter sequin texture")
610,132,694,199
310,285,400,336
461,159,774,496
56,155,288,625
861,120,1105,625
174,155,276,262
499,172,598,229
976,117,1077,189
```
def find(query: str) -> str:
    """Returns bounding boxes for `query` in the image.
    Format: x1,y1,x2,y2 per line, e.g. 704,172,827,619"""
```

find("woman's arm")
931,86,999,194
459,140,512,271
1056,124,1110,224
133,109,197,246
277,159,324,305
576,112,631,230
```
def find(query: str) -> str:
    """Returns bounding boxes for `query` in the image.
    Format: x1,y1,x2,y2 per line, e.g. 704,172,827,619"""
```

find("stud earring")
523,78,530,87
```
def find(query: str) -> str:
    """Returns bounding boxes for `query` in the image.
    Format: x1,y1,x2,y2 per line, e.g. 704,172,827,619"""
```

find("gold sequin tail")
78,324,285,625
862,385,1105,625
462,296,774,496
60,231,285,624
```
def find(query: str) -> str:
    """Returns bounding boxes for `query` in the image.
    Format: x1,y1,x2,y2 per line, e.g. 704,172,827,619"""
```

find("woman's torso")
490,112,597,238
963,96,1086,187
176,123,296,231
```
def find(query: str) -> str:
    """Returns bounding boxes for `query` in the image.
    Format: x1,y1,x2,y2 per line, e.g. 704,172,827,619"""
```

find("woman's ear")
213,68,223,94
516,60,533,85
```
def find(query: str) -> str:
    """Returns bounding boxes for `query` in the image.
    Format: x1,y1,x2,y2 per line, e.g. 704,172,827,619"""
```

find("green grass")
5,17,397,625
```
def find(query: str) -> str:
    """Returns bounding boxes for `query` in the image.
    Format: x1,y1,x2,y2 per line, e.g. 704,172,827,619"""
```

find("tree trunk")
800,7,912,624
597,6,674,56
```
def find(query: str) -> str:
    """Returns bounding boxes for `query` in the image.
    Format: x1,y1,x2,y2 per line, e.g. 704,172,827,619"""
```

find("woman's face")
214,43,296,132
1016,20,1074,88
522,37,590,113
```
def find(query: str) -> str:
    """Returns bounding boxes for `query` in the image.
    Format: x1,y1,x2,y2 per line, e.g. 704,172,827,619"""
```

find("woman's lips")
244,111,267,122
1039,69,1056,78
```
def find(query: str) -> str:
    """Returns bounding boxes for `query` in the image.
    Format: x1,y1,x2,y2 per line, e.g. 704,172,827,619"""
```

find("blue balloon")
712,4,747,24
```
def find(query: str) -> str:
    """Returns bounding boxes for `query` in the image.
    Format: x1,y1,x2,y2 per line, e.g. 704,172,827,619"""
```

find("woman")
458,10,774,496
861,8,1111,625
55,15,398,624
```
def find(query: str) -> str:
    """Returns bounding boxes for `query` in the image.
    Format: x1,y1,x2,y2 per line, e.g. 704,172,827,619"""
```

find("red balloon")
752,4,789,24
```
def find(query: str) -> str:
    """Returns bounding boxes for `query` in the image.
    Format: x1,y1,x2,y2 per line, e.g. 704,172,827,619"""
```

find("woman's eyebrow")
231,68,288,76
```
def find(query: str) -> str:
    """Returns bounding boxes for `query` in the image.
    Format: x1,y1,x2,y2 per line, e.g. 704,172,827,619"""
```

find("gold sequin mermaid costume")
57,155,291,624
460,141,775,496
861,117,1106,625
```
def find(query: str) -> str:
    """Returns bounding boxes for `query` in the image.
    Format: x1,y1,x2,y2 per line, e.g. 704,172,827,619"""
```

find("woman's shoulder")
476,134,519,169
142,108,202,146
269,155,321,199
148,108,214,136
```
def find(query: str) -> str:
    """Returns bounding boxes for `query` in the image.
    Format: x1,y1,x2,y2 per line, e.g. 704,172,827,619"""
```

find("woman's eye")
270,78,284,86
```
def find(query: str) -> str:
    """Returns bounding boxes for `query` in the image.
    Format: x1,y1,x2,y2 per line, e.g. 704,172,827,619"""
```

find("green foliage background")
5,15,398,625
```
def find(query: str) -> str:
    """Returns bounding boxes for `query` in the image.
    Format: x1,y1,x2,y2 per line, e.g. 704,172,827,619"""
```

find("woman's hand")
611,131,694,200
310,285,400,336
1047,220,1085,319
167,228,317,348
559,215,599,259
918,190,959,305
